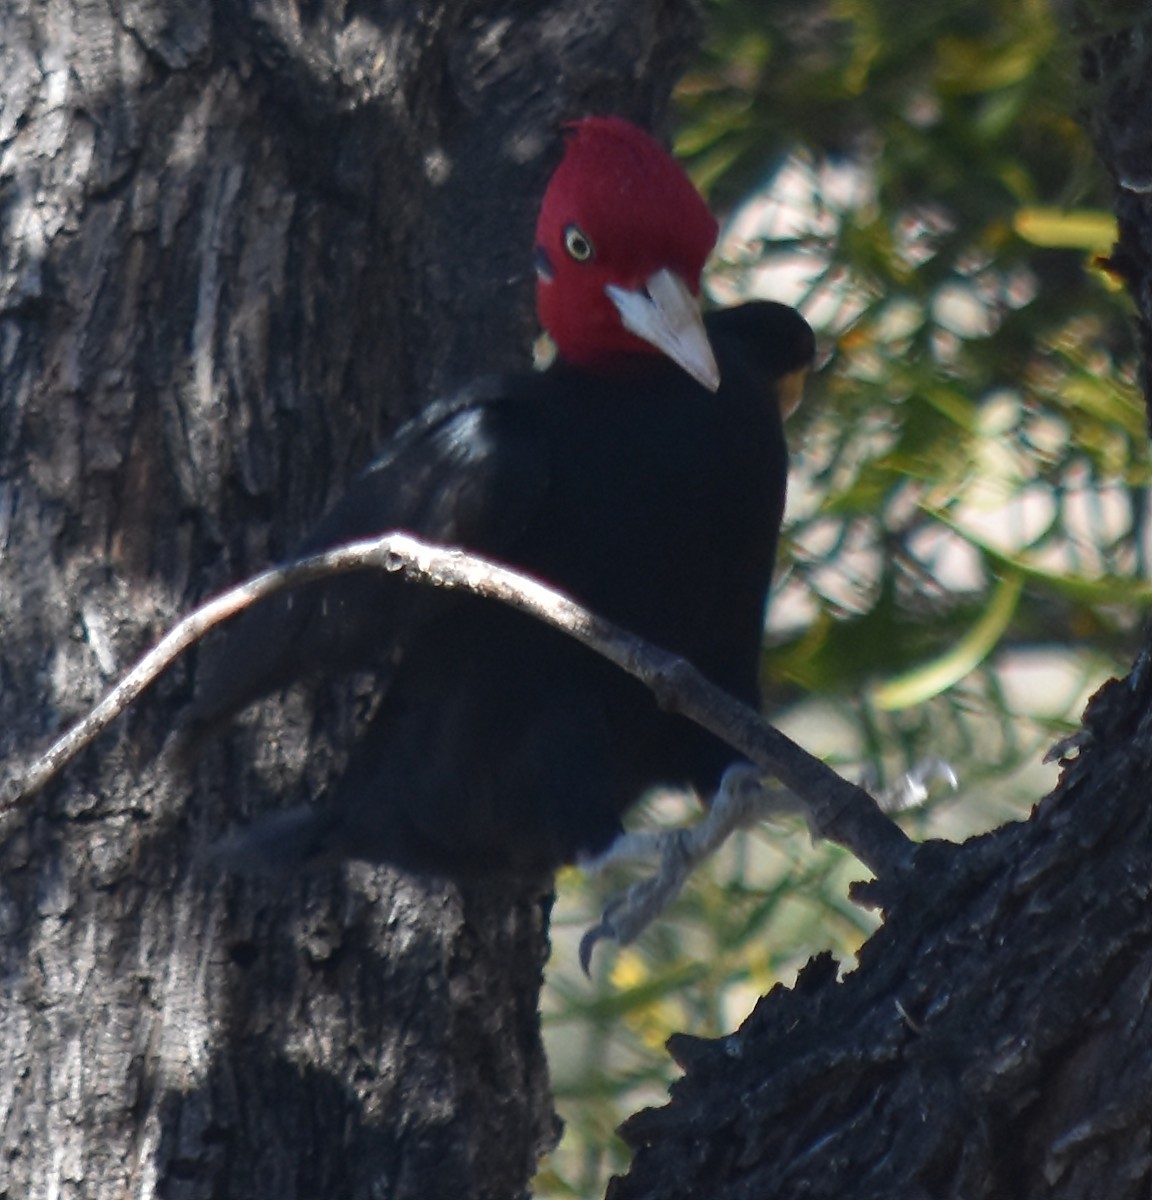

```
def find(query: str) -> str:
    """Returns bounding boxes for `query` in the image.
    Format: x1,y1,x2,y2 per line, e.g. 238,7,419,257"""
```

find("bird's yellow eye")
563,225,594,262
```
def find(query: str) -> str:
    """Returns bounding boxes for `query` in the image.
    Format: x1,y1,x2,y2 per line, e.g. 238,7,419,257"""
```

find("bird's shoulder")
303,371,554,555
704,301,815,381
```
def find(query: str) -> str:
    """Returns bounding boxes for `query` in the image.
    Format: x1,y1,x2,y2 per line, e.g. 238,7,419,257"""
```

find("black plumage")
186,301,814,877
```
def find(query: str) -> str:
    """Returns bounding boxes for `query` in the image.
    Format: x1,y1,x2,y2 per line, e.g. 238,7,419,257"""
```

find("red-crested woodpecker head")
534,116,721,390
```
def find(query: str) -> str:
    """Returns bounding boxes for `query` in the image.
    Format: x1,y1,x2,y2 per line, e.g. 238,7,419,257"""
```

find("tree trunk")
0,3,700,1196
607,15,1152,1200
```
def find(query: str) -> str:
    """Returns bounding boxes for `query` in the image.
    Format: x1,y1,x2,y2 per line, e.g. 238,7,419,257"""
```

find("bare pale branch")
0,534,914,877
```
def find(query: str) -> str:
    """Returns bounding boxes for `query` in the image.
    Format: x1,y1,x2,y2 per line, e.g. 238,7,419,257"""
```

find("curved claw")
579,919,611,977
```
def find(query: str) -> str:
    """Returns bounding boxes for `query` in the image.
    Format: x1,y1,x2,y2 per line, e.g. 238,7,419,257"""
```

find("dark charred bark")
609,662,1152,1199
607,14,1152,1200
0,2,700,1197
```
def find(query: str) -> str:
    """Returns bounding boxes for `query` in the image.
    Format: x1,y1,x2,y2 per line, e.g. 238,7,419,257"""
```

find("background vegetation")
537,0,1145,1192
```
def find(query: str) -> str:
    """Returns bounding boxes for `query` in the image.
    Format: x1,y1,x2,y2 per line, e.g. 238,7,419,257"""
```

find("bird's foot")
865,757,958,813
578,764,797,973
578,758,959,973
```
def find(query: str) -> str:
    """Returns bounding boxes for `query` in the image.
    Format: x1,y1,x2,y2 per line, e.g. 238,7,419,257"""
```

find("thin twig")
0,534,914,877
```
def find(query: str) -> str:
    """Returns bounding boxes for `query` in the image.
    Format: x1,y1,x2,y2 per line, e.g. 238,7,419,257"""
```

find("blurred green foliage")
536,0,1144,1194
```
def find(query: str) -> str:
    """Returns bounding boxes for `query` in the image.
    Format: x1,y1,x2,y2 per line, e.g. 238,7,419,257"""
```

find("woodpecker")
186,116,815,878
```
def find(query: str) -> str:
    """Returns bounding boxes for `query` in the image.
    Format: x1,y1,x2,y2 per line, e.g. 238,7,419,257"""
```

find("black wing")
184,376,549,735
704,301,816,402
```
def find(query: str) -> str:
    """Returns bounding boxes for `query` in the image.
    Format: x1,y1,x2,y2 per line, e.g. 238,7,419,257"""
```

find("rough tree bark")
606,15,1152,1200
0,2,700,1197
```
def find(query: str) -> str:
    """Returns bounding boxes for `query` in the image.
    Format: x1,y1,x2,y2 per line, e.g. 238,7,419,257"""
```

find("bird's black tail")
210,804,339,876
